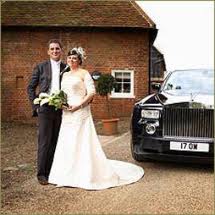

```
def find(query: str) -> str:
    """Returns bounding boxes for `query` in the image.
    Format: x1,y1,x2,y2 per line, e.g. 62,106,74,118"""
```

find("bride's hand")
67,105,81,112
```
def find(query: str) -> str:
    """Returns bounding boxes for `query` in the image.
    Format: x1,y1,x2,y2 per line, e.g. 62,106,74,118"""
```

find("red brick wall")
1,28,149,123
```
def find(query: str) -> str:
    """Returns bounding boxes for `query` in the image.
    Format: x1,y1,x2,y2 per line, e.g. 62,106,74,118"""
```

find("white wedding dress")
48,71,144,190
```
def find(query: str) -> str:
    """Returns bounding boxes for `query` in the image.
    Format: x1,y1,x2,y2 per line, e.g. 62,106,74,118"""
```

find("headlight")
145,123,156,134
141,109,160,119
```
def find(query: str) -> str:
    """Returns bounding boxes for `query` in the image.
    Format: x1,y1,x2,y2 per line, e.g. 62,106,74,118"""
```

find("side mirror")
151,83,161,91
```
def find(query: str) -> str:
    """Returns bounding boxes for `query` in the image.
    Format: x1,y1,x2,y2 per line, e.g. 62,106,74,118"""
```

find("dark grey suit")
27,60,67,180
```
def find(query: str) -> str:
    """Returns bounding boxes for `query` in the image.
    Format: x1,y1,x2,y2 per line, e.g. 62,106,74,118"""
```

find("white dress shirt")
49,59,61,94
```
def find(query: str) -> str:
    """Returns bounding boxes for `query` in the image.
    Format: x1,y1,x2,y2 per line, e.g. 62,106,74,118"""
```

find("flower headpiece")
68,47,86,61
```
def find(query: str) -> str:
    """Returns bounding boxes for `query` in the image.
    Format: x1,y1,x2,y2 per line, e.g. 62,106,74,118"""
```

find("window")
111,70,134,98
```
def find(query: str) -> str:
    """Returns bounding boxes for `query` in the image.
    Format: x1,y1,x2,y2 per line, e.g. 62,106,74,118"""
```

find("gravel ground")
1,119,214,214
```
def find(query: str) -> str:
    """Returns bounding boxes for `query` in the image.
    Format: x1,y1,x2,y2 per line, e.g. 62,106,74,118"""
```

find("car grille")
163,108,214,138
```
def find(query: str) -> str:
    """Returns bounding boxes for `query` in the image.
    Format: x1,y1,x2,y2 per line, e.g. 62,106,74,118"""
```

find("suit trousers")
37,105,62,180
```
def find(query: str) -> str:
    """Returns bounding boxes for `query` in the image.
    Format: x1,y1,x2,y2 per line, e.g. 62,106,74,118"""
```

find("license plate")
170,141,209,152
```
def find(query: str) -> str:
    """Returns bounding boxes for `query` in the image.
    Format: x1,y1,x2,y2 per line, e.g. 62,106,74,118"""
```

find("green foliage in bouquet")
49,90,68,110
33,90,68,110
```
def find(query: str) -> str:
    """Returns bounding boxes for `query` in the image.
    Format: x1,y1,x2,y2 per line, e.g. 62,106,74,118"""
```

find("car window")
162,70,214,95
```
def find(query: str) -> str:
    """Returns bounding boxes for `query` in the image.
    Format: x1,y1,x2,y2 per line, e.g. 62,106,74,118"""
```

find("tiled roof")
2,0,155,28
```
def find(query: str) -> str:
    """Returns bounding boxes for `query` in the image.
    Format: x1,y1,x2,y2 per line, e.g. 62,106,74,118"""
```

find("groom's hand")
62,105,69,111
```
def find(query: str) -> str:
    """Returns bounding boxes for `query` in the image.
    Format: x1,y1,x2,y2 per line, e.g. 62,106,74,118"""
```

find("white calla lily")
33,98,41,104
39,92,50,99
40,98,50,106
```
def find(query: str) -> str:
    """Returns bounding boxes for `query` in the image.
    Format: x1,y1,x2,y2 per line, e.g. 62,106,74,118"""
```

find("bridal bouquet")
33,90,68,110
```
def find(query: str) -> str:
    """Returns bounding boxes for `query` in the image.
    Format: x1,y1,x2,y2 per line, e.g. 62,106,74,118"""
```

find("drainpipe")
148,28,158,95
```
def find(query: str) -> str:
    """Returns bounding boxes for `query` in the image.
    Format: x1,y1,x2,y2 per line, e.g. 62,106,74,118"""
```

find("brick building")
150,46,166,91
2,0,157,123
150,46,166,82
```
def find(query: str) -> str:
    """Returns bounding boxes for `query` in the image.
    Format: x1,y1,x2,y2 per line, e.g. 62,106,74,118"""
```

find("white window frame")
110,69,135,98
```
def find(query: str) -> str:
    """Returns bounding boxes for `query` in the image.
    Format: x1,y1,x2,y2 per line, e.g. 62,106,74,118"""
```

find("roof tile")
2,0,155,28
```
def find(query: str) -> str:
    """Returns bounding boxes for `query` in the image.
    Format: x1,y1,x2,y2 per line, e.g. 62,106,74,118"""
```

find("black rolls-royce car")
131,69,214,164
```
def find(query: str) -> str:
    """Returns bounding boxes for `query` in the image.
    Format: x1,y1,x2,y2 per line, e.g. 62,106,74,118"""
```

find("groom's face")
48,43,62,61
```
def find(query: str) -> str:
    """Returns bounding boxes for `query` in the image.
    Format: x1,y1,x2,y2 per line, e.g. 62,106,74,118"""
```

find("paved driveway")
2,132,214,214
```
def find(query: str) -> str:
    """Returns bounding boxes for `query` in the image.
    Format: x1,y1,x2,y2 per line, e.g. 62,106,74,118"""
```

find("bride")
48,47,144,190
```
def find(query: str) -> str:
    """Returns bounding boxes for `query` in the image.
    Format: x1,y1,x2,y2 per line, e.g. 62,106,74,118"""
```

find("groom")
27,39,67,185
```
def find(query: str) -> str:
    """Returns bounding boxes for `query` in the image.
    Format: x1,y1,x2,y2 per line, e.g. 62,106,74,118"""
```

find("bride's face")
67,54,80,68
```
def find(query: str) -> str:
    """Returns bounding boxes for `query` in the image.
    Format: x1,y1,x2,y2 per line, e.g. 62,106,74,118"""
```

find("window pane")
123,83,131,93
115,73,123,82
123,73,131,82
115,73,123,78
123,79,131,83
123,73,131,78
116,78,122,82
114,83,122,93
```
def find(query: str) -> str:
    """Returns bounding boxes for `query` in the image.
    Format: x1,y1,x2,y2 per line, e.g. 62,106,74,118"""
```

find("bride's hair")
67,47,86,65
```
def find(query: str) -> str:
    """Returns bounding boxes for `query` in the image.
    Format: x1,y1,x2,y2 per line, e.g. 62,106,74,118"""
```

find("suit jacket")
27,60,67,117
